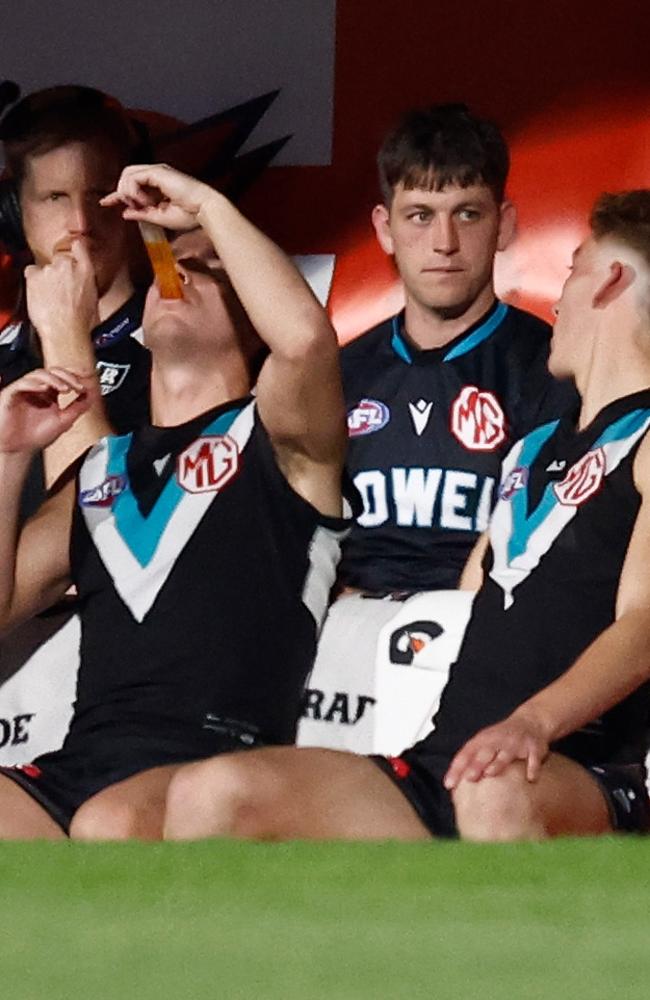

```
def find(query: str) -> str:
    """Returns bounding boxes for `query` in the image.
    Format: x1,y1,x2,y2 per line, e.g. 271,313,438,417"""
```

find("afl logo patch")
389,620,444,666
79,474,128,508
96,361,130,396
347,399,390,437
554,447,605,506
499,466,528,500
450,386,506,452
177,435,240,494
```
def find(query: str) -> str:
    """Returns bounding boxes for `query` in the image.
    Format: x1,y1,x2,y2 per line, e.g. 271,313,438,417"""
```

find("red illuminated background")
1,0,649,341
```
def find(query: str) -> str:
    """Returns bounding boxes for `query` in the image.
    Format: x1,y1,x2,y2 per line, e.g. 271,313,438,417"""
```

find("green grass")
2,838,650,999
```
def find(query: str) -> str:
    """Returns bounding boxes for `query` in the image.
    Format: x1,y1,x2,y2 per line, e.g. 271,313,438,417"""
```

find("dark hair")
0,85,145,186
377,103,509,205
590,191,650,268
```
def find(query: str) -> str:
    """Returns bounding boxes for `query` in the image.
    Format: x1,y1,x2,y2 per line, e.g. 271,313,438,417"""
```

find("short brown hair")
0,85,145,187
377,103,509,206
590,191,650,269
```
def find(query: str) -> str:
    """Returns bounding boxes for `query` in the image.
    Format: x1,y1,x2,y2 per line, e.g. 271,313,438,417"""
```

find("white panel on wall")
0,0,336,165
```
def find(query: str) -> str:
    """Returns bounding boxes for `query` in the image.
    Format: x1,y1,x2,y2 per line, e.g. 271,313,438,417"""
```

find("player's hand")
25,240,99,344
0,368,98,454
100,164,215,232
443,708,550,790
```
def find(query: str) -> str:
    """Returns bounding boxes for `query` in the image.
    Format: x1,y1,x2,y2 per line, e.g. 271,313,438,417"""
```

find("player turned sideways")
165,190,650,842
0,164,355,840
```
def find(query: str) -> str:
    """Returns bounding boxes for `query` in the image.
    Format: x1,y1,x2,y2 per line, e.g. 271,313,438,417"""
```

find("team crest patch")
554,447,605,506
450,385,506,451
79,474,128,508
96,361,131,396
499,466,528,500
177,434,240,493
347,399,390,437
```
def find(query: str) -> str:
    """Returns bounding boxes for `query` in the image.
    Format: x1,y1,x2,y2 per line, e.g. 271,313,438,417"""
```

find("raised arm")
102,165,347,515
0,367,95,633
444,431,650,790
25,240,112,487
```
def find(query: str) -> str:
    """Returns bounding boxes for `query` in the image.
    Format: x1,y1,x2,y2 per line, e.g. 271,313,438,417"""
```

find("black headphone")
0,82,152,254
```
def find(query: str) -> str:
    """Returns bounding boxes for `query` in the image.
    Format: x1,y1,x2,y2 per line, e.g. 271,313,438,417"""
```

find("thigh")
529,754,613,836
70,763,184,841
0,773,66,839
170,746,431,841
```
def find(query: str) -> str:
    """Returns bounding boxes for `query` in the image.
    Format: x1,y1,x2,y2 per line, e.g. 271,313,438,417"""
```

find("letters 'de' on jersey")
420,390,650,767
339,302,577,592
70,398,353,752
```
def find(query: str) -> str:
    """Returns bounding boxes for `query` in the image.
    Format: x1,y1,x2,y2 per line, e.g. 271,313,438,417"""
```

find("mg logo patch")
554,448,605,506
177,435,240,493
96,361,130,396
450,386,506,451
347,399,390,437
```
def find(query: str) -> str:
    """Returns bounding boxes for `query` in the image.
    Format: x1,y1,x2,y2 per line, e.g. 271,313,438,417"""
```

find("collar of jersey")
390,301,508,365
106,403,245,567
92,289,146,349
507,406,650,563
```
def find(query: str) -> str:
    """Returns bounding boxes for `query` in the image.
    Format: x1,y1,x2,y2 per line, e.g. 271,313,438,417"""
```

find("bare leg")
69,764,184,841
0,774,65,839
453,752,613,841
164,746,430,841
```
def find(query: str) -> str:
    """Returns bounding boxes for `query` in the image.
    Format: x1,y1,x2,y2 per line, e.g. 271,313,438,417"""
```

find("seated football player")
0,163,354,840
165,189,650,842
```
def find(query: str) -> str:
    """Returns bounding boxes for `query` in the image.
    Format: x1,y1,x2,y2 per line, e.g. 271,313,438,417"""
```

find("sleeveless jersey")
66,397,353,751
419,389,650,766
339,302,577,591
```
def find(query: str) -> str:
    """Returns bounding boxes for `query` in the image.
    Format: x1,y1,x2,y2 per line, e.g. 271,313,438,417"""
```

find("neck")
576,318,650,428
149,351,251,426
403,284,496,349
97,270,135,323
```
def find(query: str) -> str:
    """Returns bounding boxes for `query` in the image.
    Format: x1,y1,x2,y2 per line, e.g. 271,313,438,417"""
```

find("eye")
407,210,430,224
457,208,480,222
46,192,65,202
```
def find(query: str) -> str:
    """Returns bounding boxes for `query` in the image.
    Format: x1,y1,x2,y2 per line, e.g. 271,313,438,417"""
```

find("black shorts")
0,715,264,835
373,749,650,838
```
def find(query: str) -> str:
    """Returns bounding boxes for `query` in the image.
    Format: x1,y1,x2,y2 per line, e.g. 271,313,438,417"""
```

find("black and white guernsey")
339,302,577,591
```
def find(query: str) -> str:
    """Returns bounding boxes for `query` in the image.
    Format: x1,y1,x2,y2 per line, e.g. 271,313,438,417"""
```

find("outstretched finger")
526,744,544,783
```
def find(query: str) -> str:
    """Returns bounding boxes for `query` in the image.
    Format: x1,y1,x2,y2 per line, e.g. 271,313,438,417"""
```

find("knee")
164,753,286,841
70,795,143,842
452,767,547,842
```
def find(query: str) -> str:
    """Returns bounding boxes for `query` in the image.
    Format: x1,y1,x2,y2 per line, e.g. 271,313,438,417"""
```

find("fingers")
100,164,173,209
6,367,91,403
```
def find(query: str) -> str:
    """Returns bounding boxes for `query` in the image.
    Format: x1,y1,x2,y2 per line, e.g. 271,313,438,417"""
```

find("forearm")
39,330,111,487
0,450,33,623
196,191,335,357
513,611,650,741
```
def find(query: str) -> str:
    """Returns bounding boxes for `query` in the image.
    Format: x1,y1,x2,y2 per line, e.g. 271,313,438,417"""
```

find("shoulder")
499,304,552,345
340,316,395,363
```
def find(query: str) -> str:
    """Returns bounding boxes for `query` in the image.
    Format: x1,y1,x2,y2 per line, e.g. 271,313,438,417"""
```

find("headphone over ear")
0,81,25,253
0,83,153,255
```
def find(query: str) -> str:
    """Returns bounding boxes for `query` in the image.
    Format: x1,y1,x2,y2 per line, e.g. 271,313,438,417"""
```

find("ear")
371,203,394,256
593,260,635,308
496,200,517,252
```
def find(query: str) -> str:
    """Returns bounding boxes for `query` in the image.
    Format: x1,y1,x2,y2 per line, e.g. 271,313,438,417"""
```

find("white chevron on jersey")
490,409,650,609
79,401,255,622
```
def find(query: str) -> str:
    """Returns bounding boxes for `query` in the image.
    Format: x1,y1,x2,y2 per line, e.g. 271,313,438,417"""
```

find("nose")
431,213,459,255
66,197,93,236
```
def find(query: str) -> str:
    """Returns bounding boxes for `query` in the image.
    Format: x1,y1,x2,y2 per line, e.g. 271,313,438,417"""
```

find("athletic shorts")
373,748,650,838
0,715,264,835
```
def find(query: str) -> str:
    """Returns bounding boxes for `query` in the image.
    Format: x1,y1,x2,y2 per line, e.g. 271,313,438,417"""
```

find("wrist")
195,188,226,229
511,700,557,742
